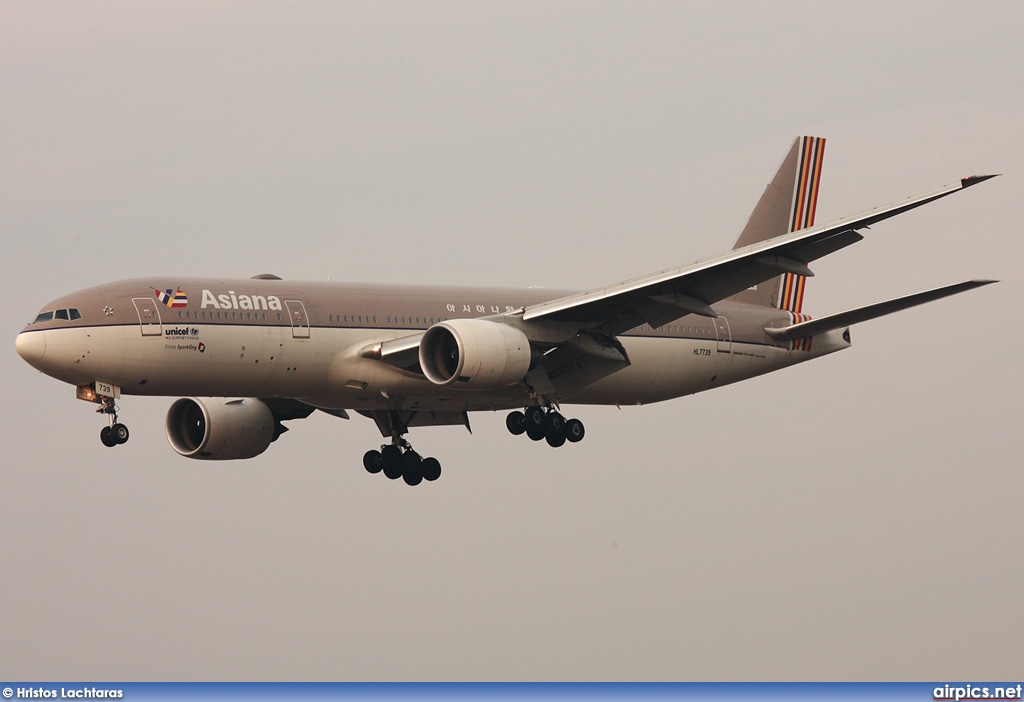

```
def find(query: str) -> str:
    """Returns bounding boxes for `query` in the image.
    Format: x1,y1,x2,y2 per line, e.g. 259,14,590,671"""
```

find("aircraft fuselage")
16,276,848,413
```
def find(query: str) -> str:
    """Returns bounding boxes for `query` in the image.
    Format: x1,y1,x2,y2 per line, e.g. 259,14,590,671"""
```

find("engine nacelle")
165,397,275,460
419,318,533,389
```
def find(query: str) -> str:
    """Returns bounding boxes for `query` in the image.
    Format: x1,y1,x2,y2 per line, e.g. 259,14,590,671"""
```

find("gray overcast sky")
2,1,1022,681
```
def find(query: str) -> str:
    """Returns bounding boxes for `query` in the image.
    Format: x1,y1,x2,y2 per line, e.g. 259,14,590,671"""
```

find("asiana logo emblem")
154,287,188,308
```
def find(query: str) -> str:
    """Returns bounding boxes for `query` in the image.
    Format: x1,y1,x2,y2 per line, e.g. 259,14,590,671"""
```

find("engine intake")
420,318,532,389
165,397,276,460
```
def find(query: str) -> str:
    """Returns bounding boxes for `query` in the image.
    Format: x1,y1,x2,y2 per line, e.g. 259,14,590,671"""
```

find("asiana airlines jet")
16,137,997,485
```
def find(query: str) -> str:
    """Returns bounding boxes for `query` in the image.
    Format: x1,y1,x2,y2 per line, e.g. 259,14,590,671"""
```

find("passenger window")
55,309,69,320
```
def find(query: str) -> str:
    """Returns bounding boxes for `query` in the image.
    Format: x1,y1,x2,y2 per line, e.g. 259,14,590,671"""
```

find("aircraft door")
284,300,310,339
715,316,731,353
132,297,163,336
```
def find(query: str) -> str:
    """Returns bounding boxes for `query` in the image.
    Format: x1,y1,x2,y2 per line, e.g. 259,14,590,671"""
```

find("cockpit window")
31,308,81,324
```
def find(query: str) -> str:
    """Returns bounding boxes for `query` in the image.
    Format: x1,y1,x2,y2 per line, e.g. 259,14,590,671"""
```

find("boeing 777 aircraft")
16,137,996,485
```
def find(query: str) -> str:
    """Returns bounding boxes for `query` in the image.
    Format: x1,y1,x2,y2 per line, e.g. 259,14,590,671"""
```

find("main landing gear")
362,439,442,487
505,406,585,448
361,409,441,486
97,396,130,448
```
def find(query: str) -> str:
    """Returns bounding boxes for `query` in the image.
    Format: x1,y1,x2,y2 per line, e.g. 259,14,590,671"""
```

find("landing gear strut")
362,411,441,486
97,396,129,448
506,406,585,448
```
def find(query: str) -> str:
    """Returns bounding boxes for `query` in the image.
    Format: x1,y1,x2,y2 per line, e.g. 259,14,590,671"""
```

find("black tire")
422,457,441,482
526,424,546,441
381,445,403,480
545,432,566,448
564,418,585,443
100,426,117,447
525,406,545,429
112,423,129,444
363,449,383,474
544,412,566,447
401,451,423,486
506,411,527,435
544,412,565,435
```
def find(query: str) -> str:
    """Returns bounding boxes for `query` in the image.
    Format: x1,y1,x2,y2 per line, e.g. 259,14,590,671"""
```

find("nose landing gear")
97,395,129,447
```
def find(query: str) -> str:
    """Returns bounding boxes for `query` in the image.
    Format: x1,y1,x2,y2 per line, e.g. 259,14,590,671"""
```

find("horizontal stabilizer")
764,280,997,342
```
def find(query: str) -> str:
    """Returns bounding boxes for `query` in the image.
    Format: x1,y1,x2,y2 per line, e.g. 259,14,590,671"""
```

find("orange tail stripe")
781,137,825,312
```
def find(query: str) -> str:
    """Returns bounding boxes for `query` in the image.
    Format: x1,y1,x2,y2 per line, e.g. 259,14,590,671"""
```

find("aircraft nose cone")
16,330,46,368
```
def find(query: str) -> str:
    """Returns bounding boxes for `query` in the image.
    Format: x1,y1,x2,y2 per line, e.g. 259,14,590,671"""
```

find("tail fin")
728,136,825,311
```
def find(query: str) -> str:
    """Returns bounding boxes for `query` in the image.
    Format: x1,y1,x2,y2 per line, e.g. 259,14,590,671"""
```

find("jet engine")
165,397,276,460
419,318,533,389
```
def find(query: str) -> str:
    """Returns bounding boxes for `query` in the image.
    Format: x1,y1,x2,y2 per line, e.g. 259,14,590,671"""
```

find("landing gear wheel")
543,412,565,435
421,457,441,482
363,449,383,474
526,424,546,441
545,431,566,448
401,451,424,486
543,412,565,446
381,445,403,480
506,411,527,436
564,418,585,443
112,423,129,444
525,406,545,431
100,426,118,447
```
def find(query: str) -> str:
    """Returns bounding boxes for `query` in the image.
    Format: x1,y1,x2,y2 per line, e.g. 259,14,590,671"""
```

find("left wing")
359,333,424,371
522,175,996,335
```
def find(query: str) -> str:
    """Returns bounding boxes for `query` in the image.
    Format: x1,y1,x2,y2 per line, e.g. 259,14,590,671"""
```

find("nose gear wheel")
97,396,129,447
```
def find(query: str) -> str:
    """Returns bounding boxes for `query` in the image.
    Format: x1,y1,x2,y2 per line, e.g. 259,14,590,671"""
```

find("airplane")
15,137,997,485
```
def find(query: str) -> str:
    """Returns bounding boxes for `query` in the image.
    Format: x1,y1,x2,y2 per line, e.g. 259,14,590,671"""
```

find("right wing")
522,175,998,336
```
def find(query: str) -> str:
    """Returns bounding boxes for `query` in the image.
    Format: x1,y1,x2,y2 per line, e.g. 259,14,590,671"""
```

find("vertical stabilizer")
729,136,825,311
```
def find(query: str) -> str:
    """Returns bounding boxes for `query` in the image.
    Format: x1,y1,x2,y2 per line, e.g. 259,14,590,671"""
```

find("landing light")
76,384,97,403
